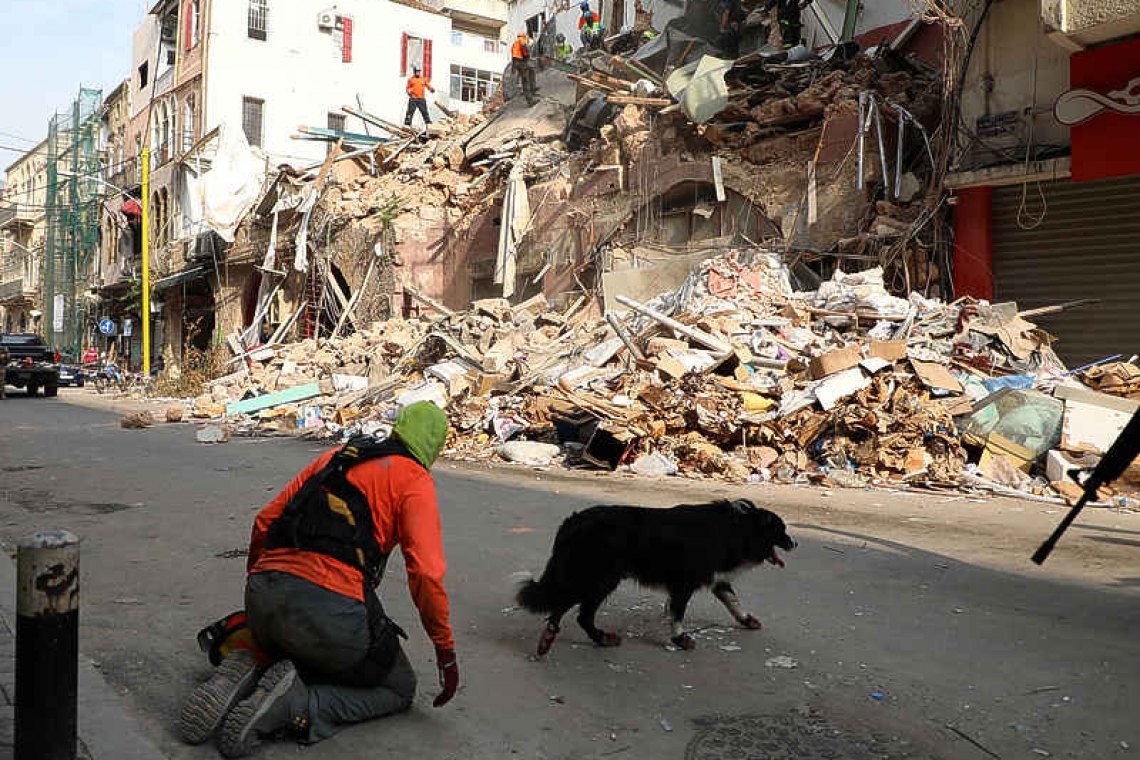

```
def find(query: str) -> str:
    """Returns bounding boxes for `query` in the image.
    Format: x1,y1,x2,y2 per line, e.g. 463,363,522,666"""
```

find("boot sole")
217,660,298,759
178,651,263,745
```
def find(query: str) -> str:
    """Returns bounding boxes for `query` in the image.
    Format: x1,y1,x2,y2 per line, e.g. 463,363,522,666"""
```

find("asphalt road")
1,391,1137,759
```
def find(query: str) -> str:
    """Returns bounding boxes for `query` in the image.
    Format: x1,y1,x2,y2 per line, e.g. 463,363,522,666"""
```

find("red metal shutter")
423,39,433,81
400,32,408,76
342,17,353,62
184,1,193,51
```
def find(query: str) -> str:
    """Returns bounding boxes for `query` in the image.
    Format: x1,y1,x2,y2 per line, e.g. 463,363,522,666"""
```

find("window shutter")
184,1,193,51
342,17,353,63
400,32,408,76
423,39,433,81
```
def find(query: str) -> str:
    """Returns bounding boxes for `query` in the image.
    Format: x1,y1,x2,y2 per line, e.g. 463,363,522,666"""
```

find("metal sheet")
991,175,1140,367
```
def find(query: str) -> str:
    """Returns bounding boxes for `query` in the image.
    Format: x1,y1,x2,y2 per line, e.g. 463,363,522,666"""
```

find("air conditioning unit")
317,11,337,29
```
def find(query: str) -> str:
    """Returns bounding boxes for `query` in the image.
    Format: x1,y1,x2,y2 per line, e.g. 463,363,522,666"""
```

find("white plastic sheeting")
196,123,264,242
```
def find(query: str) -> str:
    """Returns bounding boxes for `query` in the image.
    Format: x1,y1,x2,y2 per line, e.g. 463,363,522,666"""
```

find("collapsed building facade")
180,1,946,376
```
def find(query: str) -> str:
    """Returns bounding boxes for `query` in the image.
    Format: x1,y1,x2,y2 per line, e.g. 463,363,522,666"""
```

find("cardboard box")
867,340,907,362
910,359,964,393
809,345,862,379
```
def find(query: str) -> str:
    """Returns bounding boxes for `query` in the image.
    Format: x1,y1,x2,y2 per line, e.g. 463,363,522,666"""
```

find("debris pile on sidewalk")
185,248,1137,505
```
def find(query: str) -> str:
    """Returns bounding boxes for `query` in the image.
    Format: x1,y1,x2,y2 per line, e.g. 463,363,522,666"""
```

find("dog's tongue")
767,548,785,568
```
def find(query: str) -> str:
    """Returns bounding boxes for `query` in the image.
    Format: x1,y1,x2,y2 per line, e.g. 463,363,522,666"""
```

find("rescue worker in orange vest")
179,402,458,757
404,65,434,128
511,32,539,106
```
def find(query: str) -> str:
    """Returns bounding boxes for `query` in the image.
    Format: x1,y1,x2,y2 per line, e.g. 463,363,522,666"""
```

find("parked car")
57,353,86,387
0,333,60,397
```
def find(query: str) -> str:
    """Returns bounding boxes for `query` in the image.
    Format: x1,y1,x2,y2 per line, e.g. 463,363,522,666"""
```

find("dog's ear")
729,499,757,514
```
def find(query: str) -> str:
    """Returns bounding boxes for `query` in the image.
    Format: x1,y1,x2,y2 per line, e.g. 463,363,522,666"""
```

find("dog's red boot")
537,624,559,656
671,633,696,650
596,631,622,647
741,614,763,630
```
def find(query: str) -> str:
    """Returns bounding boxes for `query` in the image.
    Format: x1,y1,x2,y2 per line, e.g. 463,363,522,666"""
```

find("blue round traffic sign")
98,318,116,335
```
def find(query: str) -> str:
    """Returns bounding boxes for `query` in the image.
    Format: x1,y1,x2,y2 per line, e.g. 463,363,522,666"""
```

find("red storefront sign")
1061,36,1140,182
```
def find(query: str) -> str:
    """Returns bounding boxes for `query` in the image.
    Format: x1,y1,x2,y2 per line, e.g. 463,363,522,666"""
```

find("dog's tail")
516,575,553,613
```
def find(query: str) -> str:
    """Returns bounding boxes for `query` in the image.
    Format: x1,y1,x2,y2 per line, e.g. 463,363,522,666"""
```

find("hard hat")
580,1,590,9
556,33,565,41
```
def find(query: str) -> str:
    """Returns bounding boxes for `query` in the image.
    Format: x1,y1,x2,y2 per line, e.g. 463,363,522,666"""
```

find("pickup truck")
1,333,60,397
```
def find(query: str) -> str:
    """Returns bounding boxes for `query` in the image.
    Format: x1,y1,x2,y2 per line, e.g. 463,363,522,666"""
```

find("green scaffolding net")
43,87,102,353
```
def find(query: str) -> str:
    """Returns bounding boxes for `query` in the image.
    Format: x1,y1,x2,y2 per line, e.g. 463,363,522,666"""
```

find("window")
242,96,264,147
400,33,432,78
483,38,497,53
138,61,149,88
525,13,544,38
184,0,200,50
449,65,501,104
182,96,196,153
327,112,346,155
451,30,463,46
248,0,268,40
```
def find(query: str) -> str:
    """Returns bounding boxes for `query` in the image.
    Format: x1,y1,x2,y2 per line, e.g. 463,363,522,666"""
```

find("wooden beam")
605,95,672,106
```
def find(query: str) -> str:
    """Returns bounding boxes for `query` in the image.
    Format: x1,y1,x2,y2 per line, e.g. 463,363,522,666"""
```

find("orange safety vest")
406,75,432,99
511,38,530,60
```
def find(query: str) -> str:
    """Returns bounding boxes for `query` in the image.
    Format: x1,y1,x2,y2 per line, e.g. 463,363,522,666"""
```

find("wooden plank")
342,105,416,138
404,284,455,317
567,73,620,92
225,382,322,415
604,95,672,106
712,156,726,203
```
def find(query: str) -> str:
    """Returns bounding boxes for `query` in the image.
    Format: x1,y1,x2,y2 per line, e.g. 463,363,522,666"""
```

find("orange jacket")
248,450,454,651
406,75,434,99
511,38,530,60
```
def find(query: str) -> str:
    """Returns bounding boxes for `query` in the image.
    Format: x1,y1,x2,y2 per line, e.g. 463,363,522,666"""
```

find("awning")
152,266,211,291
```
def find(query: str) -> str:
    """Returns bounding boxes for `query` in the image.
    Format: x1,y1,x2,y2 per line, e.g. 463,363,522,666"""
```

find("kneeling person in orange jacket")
182,402,457,757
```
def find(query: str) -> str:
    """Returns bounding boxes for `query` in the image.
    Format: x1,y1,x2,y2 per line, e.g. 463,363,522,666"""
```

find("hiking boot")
178,649,265,745
217,660,309,758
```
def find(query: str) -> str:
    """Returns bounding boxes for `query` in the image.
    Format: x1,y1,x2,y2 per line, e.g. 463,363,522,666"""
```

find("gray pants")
245,571,417,742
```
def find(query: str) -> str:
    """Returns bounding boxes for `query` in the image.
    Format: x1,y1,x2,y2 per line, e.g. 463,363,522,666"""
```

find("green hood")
391,401,449,470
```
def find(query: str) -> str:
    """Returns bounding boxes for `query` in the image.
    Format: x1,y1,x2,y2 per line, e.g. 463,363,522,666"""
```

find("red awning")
121,199,142,218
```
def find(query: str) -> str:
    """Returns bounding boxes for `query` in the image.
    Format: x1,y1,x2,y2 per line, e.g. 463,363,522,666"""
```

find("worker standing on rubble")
554,32,573,61
768,0,812,48
179,401,459,758
578,2,605,49
404,65,434,129
511,32,539,106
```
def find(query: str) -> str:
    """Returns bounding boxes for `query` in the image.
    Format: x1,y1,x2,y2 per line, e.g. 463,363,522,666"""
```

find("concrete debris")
120,411,154,429
178,246,1107,506
164,406,185,423
196,424,232,444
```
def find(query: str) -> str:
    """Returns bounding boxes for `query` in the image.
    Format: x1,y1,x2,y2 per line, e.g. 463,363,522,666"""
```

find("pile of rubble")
184,249,1137,505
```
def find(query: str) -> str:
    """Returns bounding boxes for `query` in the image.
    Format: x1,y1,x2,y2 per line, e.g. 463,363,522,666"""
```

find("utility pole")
141,147,150,376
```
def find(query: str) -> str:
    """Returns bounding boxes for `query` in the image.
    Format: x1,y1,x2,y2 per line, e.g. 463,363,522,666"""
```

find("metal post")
15,530,80,760
141,147,151,376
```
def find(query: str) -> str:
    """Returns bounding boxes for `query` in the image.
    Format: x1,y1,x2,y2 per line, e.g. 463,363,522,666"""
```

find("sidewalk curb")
0,544,168,760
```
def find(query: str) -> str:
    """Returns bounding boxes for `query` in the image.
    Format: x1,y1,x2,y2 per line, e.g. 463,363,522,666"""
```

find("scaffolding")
43,87,103,352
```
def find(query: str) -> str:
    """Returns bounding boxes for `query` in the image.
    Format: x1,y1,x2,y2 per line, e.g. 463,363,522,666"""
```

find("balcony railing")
0,203,39,227
0,278,36,301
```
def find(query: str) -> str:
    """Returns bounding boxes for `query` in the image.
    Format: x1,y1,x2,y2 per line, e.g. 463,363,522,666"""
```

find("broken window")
248,0,268,41
401,33,432,78
326,112,346,154
242,96,264,147
449,65,500,104
525,13,544,38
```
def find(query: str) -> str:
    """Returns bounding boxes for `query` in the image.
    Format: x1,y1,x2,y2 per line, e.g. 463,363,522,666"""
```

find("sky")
0,0,145,172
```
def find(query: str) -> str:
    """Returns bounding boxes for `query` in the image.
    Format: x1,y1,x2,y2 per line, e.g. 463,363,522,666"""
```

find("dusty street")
1,391,1138,760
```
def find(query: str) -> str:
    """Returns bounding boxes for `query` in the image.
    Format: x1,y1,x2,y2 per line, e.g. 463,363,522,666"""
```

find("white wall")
204,0,453,167
803,0,912,46
959,0,1071,167
447,26,510,114
130,15,160,121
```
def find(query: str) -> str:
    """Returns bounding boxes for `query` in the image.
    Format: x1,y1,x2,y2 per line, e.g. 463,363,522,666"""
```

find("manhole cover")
686,713,891,760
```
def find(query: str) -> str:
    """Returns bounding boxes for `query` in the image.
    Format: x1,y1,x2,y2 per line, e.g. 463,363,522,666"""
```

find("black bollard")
15,529,80,760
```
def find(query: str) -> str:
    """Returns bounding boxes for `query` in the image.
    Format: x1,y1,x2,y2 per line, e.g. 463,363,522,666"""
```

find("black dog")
517,499,795,654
